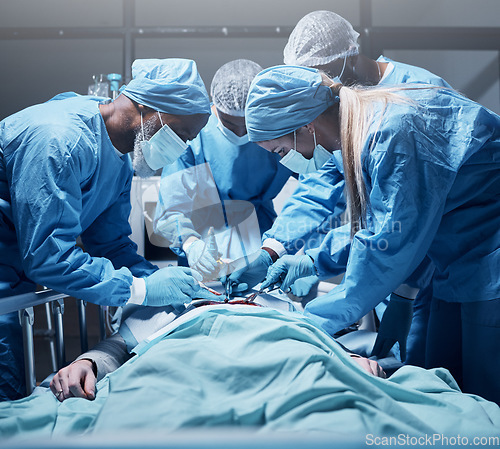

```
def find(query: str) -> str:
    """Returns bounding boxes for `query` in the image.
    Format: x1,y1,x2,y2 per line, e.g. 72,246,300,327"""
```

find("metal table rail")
0,289,92,395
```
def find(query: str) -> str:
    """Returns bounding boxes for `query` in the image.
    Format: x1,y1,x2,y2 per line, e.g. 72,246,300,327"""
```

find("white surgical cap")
210,59,263,117
283,10,360,66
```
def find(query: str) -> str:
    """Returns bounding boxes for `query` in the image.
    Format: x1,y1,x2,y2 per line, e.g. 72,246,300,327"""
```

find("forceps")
245,285,281,303
224,281,231,303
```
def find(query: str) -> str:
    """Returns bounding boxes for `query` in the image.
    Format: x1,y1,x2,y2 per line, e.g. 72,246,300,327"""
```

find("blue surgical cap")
245,65,338,142
121,58,210,115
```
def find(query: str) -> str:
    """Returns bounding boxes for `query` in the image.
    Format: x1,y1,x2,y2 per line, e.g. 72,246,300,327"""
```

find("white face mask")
217,120,249,146
140,112,188,170
279,129,331,174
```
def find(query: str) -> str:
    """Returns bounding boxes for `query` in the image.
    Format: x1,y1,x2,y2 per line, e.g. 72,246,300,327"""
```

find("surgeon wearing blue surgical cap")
0,58,218,401
244,65,500,405
259,10,455,368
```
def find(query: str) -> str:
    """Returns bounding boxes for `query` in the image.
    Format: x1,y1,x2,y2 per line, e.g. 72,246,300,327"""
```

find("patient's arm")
50,333,131,402
74,332,131,381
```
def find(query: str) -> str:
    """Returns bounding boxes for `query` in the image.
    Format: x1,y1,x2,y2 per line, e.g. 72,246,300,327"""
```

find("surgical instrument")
246,285,281,303
224,281,231,303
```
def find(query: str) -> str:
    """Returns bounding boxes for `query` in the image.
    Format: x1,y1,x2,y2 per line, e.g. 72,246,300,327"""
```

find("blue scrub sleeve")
9,135,135,307
81,173,157,279
305,125,456,335
263,156,346,255
306,222,351,278
154,145,202,249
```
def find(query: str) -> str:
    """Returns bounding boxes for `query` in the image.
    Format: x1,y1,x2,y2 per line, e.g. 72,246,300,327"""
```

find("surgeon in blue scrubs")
154,59,292,281
244,65,500,404
264,9,453,258
0,58,218,401
228,10,452,363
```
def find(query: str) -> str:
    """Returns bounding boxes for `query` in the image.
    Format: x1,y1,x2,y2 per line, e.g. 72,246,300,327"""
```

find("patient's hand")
50,359,96,402
350,355,387,378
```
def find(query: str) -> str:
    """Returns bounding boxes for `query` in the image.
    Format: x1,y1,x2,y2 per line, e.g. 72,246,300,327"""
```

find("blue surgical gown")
263,56,453,277
304,87,500,335
155,112,293,249
0,94,156,305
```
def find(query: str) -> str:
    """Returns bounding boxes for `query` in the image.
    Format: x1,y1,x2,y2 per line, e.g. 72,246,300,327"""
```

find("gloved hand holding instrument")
143,266,219,310
261,254,317,293
184,227,222,281
220,248,275,298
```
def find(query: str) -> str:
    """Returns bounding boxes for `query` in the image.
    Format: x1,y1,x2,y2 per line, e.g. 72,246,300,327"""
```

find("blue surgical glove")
261,255,316,292
220,249,273,295
184,235,221,281
143,267,219,309
289,274,319,298
371,293,414,362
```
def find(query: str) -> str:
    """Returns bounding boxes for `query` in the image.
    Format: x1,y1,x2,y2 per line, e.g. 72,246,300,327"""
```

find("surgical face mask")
217,120,249,146
140,112,188,170
279,130,331,174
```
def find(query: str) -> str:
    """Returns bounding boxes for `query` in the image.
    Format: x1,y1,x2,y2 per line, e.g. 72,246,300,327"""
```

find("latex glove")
144,266,219,308
261,255,316,292
220,249,273,295
50,359,96,402
371,293,414,361
184,235,221,281
289,274,319,297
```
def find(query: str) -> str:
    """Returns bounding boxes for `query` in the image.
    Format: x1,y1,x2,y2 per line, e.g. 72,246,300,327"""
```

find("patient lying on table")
50,295,385,402
1,291,499,441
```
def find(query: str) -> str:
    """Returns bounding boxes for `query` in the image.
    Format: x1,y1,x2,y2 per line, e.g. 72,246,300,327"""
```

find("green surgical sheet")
1,306,499,442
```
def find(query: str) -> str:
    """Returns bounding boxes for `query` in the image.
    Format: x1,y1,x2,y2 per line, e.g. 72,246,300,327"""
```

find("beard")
132,115,158,178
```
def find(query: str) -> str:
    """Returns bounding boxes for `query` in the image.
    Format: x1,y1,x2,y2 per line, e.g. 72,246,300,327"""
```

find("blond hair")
320,73,417,235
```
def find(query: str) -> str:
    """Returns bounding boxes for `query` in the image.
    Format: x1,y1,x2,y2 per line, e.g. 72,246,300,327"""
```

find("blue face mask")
140,112,188,170
279,130,331,174
217,120,249,146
